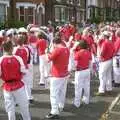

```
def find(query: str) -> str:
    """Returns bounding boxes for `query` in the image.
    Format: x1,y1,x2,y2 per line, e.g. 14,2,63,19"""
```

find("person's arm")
14,55,28,74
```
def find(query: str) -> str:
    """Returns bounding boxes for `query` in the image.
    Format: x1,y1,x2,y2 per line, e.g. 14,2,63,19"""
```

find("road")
0,64,120,120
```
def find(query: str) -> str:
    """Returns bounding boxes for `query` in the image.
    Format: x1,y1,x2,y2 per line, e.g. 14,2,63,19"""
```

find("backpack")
25,46,31,64
1,56,22,81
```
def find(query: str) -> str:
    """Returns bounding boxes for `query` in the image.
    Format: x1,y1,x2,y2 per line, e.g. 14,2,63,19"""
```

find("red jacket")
48,46,70,77
74,49,92,70
99,39,114,61
36,38,48,55
0,55,25,91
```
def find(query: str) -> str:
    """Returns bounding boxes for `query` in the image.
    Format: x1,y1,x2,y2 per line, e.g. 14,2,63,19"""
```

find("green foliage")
0,20,25,29
0,22,5,29
4,20,25,28
90,16,101,24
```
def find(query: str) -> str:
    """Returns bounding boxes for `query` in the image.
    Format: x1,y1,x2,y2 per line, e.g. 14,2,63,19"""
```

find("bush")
90,16,101,24
0,22,5,29
4,20,25,28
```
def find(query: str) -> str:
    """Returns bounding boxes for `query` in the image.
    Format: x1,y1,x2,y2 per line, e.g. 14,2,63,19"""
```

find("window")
55,7,60,22
19,6,25,22
27,7,34,24
0,4,6,22
61,7,65,22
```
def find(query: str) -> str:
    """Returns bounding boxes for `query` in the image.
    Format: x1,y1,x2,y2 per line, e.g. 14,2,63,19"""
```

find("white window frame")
16,2,36,23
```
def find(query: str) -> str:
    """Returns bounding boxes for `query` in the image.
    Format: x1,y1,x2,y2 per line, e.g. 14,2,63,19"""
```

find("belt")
6,80,18,83
116,55,120,56
76,67,89,71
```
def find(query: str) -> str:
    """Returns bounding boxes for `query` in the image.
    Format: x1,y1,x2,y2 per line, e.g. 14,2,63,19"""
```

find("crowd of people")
0,21,120,120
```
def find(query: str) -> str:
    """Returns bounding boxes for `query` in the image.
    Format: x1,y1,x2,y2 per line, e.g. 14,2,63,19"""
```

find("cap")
18,27,28,33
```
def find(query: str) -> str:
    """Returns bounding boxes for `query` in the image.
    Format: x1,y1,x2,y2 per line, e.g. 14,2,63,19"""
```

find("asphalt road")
0,64,120,120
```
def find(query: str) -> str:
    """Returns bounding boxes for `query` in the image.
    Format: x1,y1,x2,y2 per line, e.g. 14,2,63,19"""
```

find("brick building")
0,0,10,22
86,0,120,22
0,0,87,26
45,0,86,25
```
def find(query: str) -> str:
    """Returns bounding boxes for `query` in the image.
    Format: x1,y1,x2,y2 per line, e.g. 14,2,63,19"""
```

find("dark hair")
79,40,88,49
2,40,13,52
17,35,26,46
37,32,44,39
55,32,61,38
53,36,61,44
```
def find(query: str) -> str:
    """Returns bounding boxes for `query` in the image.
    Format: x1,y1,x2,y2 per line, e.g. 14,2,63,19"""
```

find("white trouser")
3,87,31,120
39,55,50,85
68,49,75,72
31,44,37,63
98,59,112,93
74,69,90,107
23,70,33,100
113,56,120,83
28,64,33,89
50,77,68,115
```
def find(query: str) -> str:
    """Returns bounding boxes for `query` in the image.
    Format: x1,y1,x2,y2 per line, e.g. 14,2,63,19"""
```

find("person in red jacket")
36,32,49,86
13,35,34,102
0,40,31,120
96,31,114,95
113,29,120,87
73,40,92,107
45,36,70,119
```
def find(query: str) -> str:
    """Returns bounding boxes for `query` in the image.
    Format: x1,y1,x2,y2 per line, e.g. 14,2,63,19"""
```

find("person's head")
53,36,61,45
37,32,44,39
17,34,26,46
115,29,120,37
78,40,88,49
102,31,111,40
2,40,13,53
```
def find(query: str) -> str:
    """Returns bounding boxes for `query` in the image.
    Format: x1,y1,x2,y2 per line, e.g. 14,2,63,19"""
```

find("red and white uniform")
28,34,38,63
73,49,92,107
36,38,49,85
13,46,29,68
98,39,114,93
0,55,31,120
113,37,120,83
82,35,94,51
47,45,70,115
13,46,33,100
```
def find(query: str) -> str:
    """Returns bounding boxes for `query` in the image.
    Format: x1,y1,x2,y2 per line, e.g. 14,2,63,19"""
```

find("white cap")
102,31,111,36
30,27,40,32
18,27,27,33
6,29,14,36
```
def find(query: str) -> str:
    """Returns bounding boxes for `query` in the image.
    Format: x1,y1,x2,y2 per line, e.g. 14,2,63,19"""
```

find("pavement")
0,64,120,120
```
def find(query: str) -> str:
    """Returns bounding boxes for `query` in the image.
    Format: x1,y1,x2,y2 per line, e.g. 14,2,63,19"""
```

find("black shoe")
106,91,112,95
45,113,59,119
39,83,45,86
29,99,34,104
113,83,120,87
15,104,19,107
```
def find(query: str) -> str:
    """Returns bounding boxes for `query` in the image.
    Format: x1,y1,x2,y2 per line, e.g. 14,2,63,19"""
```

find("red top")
99,39,114,61
48,46,70,77
14,46,28,68
36,38,48,55
0,55,25,91
74,32,81,41
28,34,37,43
74,49,92,71
114,37,120,55
82,35,94,50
